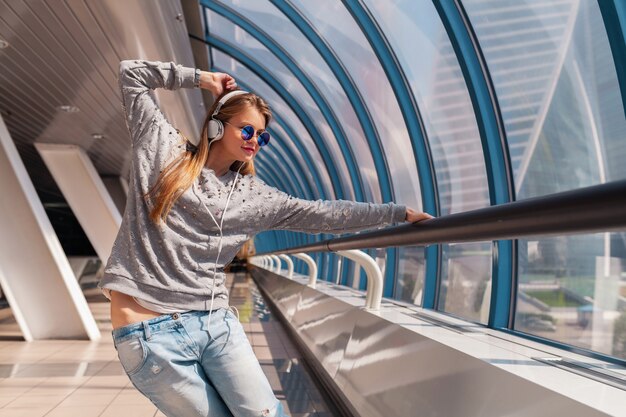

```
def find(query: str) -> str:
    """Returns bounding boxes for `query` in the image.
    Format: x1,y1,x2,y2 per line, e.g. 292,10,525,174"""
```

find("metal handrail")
256,180,626,255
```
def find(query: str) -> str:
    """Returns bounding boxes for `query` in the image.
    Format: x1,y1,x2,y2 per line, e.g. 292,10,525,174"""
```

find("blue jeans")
112,308,289,417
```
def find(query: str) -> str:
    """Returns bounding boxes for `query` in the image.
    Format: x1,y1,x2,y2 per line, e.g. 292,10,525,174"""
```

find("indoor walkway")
0,272,332,417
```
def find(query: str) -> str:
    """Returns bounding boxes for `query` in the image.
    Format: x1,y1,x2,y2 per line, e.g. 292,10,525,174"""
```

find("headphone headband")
206,90,250,144
211,90,249,118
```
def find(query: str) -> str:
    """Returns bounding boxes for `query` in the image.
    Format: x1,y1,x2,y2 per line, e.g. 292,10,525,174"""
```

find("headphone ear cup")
208,119,224,140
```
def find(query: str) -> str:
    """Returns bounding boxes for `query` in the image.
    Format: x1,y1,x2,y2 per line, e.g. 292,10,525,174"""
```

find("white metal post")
293,253,318,288
336,249,384,311
0,116,100,340
279,254,294,279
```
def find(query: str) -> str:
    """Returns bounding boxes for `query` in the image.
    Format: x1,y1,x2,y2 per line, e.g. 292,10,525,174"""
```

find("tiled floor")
0,272,333,417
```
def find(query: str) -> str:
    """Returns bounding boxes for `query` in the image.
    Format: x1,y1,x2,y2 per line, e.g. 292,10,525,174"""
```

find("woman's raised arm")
118,59,236,143
118,59,196,143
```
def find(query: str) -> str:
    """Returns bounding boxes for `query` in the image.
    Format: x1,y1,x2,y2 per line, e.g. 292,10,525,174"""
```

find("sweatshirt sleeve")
118,59,197,144
264,184,407,234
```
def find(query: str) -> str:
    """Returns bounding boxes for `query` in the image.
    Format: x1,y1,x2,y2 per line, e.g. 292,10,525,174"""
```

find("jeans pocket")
115,337,148,376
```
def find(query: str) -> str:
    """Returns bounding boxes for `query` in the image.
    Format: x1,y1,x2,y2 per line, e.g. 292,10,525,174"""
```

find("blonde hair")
145,92,272,225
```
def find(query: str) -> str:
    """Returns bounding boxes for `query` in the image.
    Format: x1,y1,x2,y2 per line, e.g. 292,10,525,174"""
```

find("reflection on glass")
211,50,336,198
290,0,423,213
438,242,492,323
216,0,382,203
463,0,626,197
395,246,426,305
516,233,626,360
464,0,626,360
363,0,489,215
206,9,355,200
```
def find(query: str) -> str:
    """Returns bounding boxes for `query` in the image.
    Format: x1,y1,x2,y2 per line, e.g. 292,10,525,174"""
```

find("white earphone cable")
192,152,246,341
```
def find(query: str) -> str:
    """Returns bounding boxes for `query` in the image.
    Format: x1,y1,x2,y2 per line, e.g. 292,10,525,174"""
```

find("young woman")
99,59,432,417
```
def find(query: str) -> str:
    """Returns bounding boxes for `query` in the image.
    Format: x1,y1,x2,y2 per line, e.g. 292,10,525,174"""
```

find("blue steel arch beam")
598,0,626,118
271,0,394,203
261,128,350,282
342,0,439,216
256,158,324,276
253,113,317,200
256,152,305,199
264,139,351,282
266,142,314,199
211,57,337,278
266,120,323,199
269,140,353,282
260,151,307,199
200,1,366,202
201,34,348,201
342,0,440,301
260,132,328,275
271,0,403,295
258,137,343,282
214,72,330,201
229,77,330,275
432,0,516,329
255,166,292,253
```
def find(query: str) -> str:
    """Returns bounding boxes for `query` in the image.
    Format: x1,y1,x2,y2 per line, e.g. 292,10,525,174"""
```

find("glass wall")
463,0,626,195
438,242,492,322
289,0,423,213
201,0,626,361
215,0,383,204
362,0,492,318
463,0,626,354
516,233,626,360
363,0,489,215
206,8,356,201
395,247,427,305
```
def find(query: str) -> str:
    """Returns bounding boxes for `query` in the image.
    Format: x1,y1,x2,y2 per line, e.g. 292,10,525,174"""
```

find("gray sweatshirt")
98,59,407,312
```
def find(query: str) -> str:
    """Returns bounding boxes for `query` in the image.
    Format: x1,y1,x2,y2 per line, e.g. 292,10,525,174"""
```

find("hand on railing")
405,207,434,223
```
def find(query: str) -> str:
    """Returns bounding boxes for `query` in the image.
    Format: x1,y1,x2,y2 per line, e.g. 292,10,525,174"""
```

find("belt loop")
142,320,151,341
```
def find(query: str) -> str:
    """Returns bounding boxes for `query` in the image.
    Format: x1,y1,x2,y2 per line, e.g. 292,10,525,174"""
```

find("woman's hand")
405,207,434,223
199,71,237,96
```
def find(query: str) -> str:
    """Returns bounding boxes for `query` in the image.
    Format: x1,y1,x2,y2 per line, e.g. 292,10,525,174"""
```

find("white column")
35,144,122,263
0,116,100,340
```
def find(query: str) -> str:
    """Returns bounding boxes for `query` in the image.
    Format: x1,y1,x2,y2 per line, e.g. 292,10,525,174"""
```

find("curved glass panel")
215,0,382,204
360,1,491,313
289,0,422,211
516,233,626,360
438,242,492,323
395,246,426,305
363,0,489,214
464,0,626,356
463,0,626,196
212,50,335,198
267,122,322,199
206,9,355,200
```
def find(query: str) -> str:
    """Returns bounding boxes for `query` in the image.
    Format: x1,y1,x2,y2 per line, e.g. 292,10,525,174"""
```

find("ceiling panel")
0,0,204,254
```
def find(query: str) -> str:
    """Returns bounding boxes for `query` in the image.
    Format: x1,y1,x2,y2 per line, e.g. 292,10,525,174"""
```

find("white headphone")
207,90,249,145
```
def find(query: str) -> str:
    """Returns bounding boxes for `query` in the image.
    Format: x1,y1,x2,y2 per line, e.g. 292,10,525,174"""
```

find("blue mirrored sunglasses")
224,121,270,146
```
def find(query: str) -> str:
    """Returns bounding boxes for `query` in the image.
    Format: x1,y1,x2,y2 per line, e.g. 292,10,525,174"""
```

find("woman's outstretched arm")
117,59,235,143
259,181,430,234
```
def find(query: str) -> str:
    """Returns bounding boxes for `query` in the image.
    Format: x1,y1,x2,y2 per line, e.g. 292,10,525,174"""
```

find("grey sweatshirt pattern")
98,59,407,311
